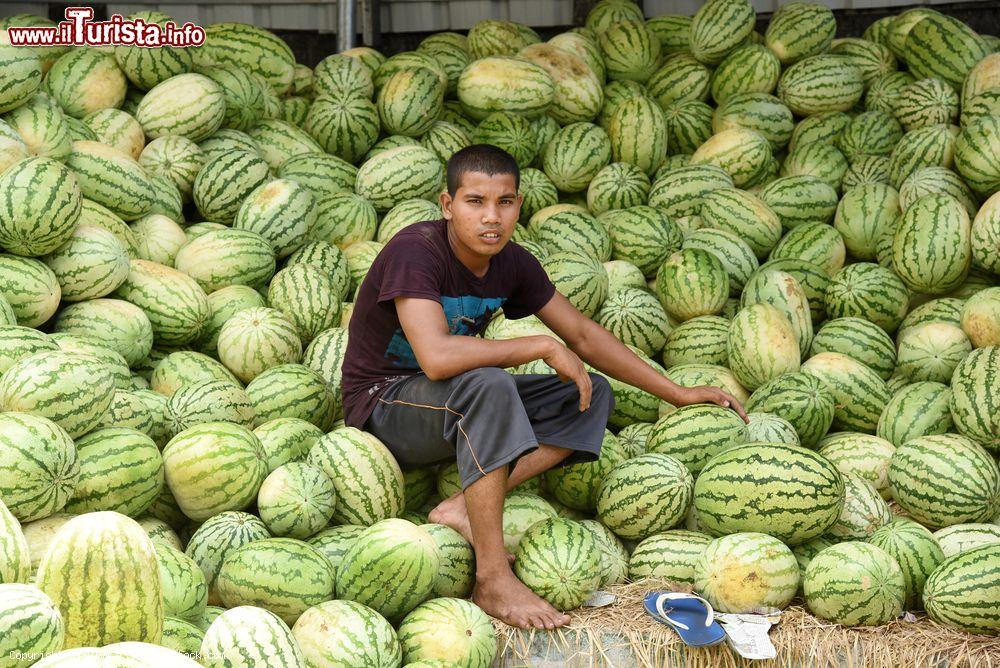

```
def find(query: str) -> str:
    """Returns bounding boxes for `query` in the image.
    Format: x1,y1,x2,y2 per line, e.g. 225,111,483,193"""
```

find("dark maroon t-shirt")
341,219,557,428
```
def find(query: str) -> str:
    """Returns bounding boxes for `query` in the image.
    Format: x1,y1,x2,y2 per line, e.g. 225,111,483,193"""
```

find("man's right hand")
541,338,592,412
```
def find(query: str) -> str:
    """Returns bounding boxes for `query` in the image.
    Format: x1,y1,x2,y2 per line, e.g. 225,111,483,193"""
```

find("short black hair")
446,144,520,197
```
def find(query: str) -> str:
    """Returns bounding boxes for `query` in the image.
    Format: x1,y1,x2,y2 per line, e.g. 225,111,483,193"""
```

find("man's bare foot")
474,568,571,630
429,494,514,563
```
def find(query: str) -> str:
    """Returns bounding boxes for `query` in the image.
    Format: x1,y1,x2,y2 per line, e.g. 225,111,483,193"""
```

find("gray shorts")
364,367,615,490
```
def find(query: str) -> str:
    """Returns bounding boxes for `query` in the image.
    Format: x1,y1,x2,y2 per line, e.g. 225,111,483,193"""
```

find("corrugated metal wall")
0,0,979,33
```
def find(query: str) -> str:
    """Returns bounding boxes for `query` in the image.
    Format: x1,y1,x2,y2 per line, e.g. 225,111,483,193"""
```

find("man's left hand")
679,385,750,423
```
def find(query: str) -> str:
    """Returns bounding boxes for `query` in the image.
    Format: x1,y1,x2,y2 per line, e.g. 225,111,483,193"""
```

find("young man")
341,144,747,631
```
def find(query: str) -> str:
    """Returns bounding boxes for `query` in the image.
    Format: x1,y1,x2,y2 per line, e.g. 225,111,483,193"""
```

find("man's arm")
395,297,595,408
536,293,748,420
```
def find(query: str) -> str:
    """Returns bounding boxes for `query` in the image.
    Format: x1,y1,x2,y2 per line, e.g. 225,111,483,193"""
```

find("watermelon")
803,541,905,626
0,497,30,584
421,524,474,598
43,49,126,118
933,524,1000,558
531,205,611,261
954,115,1000,198
891,193,971,295
710,44,781,104
183,511,270,605
579,519,629,587
149,350,240,397
660,315,729,368
0,156,81,257
923,545,1000,634
765,2,836,64
542,122,612,193
138,136,204,202
254,417,323,473
888,434,1000,528
174,228,276,293
877,381,953,447
114,259,210,347
514,518,601,610
65,140,154,222
962,288,1000,348
810,317,896,381
826,473,891,540
162,422,267,522
291,600,401,668
544,430,626,512
217,307,302,384
398,598,497,667
628,530,711,585
166,379,255,433
200,606,304,668
647,164,733,219
155,543,208,624
160,617,204,657
825,263,909,333
192,149,270,224
727,304,801,390
829,38,896,88
695,442,844,545
256,462,336,539
904,13,989,91
604,206,682,277
654,249,729,321
467,20,539,58
599,20,661,84
691,128,772,188
36,512,162,647
596,453,693,541
688,0,755,66
64,428,163,518
696,532,800,614
518,43,602,125
336,519,440,622
833,183,901,262
304,95,378,163
778,55,864,116
0,584,64,667
135,73,225,142
759,175,839,231
541,250,609,318
307,427,404,526
868,518,944,609
894,322,971,384
887,123,960,190
216,537,334,625
355,145,444,212
457,56,554,121
646,404,748,474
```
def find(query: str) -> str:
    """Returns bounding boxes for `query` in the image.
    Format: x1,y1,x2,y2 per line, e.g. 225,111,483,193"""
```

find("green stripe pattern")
422,524,475,597
803,541,904,626
887,433,1000,528
765,2,835,64
654,248,728,322
953,115,1000,197
949,347,1000,452
0,584,64,662
513,518,601,610
689,0,755,66
580,519,629,587
923,544,1000,634
887,123,958,189
292,599,401,668
933,524,1000,558
682,222,760,290
0,156,80,257
138,136,203,202
695,532,799,613
355,145,444,211
0,499,31,583
700,187,782,259
234,178,315,259
648,54,712,108
378,68,444,138
801,352,890,432
66,139,154,222
810,317,896,380
825,263,909,333
608,96,666,177
833,183,900,261
519,43,601,125
662,100,714,156
457,57,554,121
691,128,771,189
307,427,404,526
647,404,748,474
904,14,989,91
710,44,781,105
44,225,130,302
246,364,335,431
594,288,671,358
838,110,903,162
777,55,864,116
336,519,440,622
817,432,895,499
629,529,711,585
149,350,240,397
313,54,374,100
596,453,693,541
193,22,296,94
166,380,255,433
200,605,304,667
43,49,126,119
542,250,609,318
541,122,612,193
606,205,683,277
64,428,163,517
155,543,208,624
727,303,801,390
2,93,72,162
877,381,952,447
891,193,971,295
868,518,944,609
183,511,270,604
648,164,732,218
114,259,210,347
257,462,335,539
827,473,891,540
192,150,270,224
217,307,303,384
36,512,163,648
162,422,267,522
532,206,611,262
174,228,276,293
661,315,729,368
544,430,625,512
746,412,800,445
216,537,334,625
398,597,498,667
0,326,57,375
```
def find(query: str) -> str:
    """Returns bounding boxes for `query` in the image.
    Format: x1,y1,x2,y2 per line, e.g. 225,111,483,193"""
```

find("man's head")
440,144,523,259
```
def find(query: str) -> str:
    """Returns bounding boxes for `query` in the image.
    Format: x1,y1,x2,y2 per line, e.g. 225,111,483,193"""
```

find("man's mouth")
480,232,501,240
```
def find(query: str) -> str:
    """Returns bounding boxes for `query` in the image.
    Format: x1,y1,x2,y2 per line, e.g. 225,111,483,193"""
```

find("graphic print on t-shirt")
383,295,507,368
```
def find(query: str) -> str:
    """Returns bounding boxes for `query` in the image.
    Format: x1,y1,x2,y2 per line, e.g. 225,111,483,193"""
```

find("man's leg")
464,464,570,630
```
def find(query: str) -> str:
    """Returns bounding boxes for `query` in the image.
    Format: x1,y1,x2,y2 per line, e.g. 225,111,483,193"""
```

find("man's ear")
439,190,453,220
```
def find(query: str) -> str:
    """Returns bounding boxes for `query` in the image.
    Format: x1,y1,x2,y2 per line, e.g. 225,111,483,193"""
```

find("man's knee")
588,372,614,410
457,367,518,395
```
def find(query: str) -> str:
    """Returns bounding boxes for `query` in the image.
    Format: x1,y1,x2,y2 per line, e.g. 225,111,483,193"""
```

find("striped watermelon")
183,511,270,605
217,307,302,384
149,350,240,397
2,91,73,162
599,20,661,84
65,140,153,222
892,78,959,132
377,68,444,138
891,193,971,295
64,428,163,518
173,228,276,293
833,183,900,262
0,584,64,666
160,617,204,656
579,519,628,587
608,96,667,176
291,599,401,668
201,606,304,668
36,512,162,647
254,417,323,473
311,193,378,248
193,22,295,94
888,434,1000,528
647,54,711,108
542,122,612,192
192,150,270,224
131,214,186,266
778,55,864,116
43,225,130,302
727,304,801,390
695,442,844,545
699,187,782,259
115,259,210,347
155,543,208,623
961,288,1000,349
933,524,1000,558
519,43,602,125
831,38,895,87
532,205,611,261
894,322,971,384
868,518,944,609
307,427,404,526
166,380,255,432
246,364,335,430
604,206,682,277
904,14,989,91
135,74,225,142
691,128,772,188
765,2,836,64
0,156,80,257
696,532,799,613
266,265,343,343
954,115,1000,198
0,326,56,375
43,49,126,119
877,381,953,447
688,0,755,66
313,54,373,99
825,263,909,333
646,404,748,474
355,145,443,212
541,250,609,318
0,350,115,441
0,44,41,114
398,598,497,667
278,152,357,200
647,164,733,219
233,178,314,259
422,524,474,598
746,373,835,448
162,422,267,522
758,175,838,232
810,317,896,381
544,430,625,512
710,44,781,104
800,352,890,433
682,228,758,296
660,315,729,368
662,100,714,155
0,498,30,584
923,545,1000,634
654,249,728,322
514,518,601,610
596,453,693,541
887,123,959,190
803,541,904,626
336,519,439,622
458,56,554,121
304,95,379,163
628,530,711,585
818,432,896,499
501,493,556,552
257,462,335,539
827,473,891,540
0,255,60,327
899,167,976,219
216,537,334,625
746,412,800,445
595,288,671,357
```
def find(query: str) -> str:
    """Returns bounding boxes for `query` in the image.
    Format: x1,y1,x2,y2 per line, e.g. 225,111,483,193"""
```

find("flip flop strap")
654,592,717,631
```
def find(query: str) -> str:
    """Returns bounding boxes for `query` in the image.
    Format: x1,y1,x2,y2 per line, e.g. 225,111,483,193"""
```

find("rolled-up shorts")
363,367,615,490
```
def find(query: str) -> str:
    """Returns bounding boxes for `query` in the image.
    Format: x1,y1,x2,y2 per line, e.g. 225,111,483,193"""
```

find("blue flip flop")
643,592,726,647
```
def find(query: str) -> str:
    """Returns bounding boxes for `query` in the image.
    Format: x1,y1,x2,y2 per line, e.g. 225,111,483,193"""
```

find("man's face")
440,171,522,258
